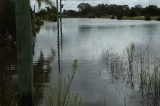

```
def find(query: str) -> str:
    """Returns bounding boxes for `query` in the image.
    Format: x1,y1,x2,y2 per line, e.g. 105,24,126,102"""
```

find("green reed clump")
126,43,136,83
146,65,160,97
102,49,125,80
139,57,147,93
45,60,82,106
126,43,160,105
138,64,160,105
103,43,160,105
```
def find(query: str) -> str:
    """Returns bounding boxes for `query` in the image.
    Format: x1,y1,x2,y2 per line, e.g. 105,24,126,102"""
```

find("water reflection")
34,50,55,105
34,18,160,106
0,42,55,105
100,43,160,106
79,25,92,33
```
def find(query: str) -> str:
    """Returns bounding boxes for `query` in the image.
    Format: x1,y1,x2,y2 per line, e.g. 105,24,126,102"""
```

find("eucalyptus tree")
36,0,53,8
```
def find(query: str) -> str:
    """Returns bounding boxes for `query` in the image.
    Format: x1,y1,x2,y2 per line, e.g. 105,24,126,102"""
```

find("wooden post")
15,0,33,106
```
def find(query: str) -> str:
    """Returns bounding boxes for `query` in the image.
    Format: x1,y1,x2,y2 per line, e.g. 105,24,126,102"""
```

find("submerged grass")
102,43,160,106
127,43,135,82
45,60,82,106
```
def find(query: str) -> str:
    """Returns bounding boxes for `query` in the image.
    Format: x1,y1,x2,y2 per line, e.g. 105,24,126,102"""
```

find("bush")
145,14,151,21
111,15,115,19
88,14,95,18
117,15,123,20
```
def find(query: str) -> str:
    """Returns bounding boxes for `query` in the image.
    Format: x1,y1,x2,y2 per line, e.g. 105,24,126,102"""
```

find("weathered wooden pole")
15,0,33,105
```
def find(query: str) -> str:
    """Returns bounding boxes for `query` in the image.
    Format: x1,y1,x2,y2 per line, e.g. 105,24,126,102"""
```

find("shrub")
145,14,151,21
111,15,115,19
117,15,123,20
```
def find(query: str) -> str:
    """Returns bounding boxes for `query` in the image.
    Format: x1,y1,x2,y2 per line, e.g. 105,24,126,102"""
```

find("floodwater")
1,18,160,106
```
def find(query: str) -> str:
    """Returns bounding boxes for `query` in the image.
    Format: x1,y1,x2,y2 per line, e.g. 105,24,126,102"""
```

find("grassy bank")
106,15,160,21
123,16,160,21
63,16,160,21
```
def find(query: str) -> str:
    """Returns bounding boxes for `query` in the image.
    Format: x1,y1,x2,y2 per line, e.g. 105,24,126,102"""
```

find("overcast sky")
30,0,160,11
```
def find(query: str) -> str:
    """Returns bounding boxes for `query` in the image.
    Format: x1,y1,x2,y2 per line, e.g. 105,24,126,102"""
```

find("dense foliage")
63,3,160,19
0,0,16,43
36,6,58,22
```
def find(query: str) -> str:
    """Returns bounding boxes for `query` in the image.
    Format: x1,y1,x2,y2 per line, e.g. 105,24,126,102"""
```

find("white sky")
30,0,160,11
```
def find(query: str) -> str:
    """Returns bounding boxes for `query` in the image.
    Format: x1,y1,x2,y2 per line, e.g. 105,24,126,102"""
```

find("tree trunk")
15,0,33,105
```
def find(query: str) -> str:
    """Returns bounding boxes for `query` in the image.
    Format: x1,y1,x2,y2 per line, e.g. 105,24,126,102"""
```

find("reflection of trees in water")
78,25,92,33
0,44,55,106
33,51,55,105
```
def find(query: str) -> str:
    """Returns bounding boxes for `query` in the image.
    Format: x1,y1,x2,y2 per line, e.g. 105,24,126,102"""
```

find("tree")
122,5,129,16
135,4,142,8
145,13,152,21
15,0,33,105
77,3,91,11
128,7,136,17
77,3,91,16
63,10,77,17
36,0,53,8
117,14,123,20
0,0,16,43
145,5,158,16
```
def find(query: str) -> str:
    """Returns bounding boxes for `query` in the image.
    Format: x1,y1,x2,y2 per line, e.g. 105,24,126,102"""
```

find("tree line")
63,3,160,20
36,6,58,22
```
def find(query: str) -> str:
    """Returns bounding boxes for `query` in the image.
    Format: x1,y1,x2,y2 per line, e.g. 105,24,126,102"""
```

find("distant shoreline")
121,16,160,20
62,16,160,21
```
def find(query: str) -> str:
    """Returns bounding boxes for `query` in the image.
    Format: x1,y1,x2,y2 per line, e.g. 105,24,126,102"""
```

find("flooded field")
35,18,160,106
1,18,160,106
